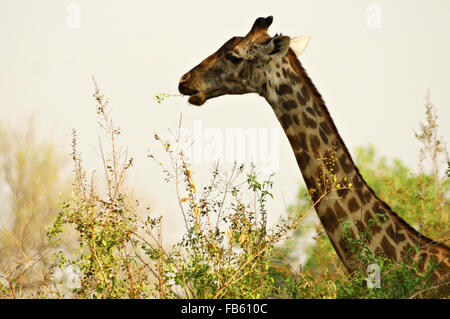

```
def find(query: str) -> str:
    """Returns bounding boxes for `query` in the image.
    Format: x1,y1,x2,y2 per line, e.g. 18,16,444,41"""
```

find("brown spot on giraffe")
347,197,360,213
319,121,332,135
280,114,292,130
337,187,350,199
372,202,388,223
319,128,329,145
352,174,364,189
355,189,366,205
302,112,317,128
338,154,353,174
363,212,372,226
282,100,298,111
386,224,406,244
355,220,365,233
296,152,310,171
296,91,306,105
301,86,310,101
381,236,397,261
363,190,372,203
313,101,323,117
288,134,302,151
288,72,301,85
322,207,339,234
306,107,315,116
334,202,347,220
277,84,293,95
309,134,320,151
298,132,308,151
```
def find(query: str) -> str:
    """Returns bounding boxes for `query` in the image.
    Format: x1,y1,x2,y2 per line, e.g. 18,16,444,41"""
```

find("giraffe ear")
290,35,311,57
263,35,291,58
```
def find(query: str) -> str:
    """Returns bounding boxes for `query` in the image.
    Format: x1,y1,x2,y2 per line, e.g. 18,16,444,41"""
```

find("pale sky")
1,1,449,254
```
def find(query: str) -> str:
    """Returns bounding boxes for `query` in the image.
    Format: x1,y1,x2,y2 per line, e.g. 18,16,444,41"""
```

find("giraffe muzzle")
179,75,207,105
178,82,198,96
178,72,200,96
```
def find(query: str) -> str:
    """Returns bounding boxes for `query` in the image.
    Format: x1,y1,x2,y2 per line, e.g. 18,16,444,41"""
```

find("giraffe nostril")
178,82,198,96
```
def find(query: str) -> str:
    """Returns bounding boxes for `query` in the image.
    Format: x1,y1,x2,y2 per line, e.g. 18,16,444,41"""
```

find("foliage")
1,87,447,299
154,93,172,104
146,132,310,299
47,81,150,298
44,83,311,299
0,119,70,298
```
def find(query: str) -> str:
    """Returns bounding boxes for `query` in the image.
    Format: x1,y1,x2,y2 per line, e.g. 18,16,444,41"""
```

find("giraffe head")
179,16,308,106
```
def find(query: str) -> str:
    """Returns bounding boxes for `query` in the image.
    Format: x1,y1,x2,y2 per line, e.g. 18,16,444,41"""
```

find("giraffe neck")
260,50,449,276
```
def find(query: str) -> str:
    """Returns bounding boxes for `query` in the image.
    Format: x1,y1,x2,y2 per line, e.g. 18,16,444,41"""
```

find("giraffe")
178,16,449,289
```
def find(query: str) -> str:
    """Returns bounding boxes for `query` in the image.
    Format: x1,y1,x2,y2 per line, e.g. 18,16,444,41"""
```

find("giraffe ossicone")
178,16,449,288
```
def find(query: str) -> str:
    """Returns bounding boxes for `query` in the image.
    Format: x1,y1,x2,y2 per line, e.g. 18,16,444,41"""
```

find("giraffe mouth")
178,82,207,106
188,92,207,106
188,90,226,106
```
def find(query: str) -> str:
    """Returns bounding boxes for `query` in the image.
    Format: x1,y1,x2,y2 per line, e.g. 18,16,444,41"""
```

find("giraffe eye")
226,53,243,64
